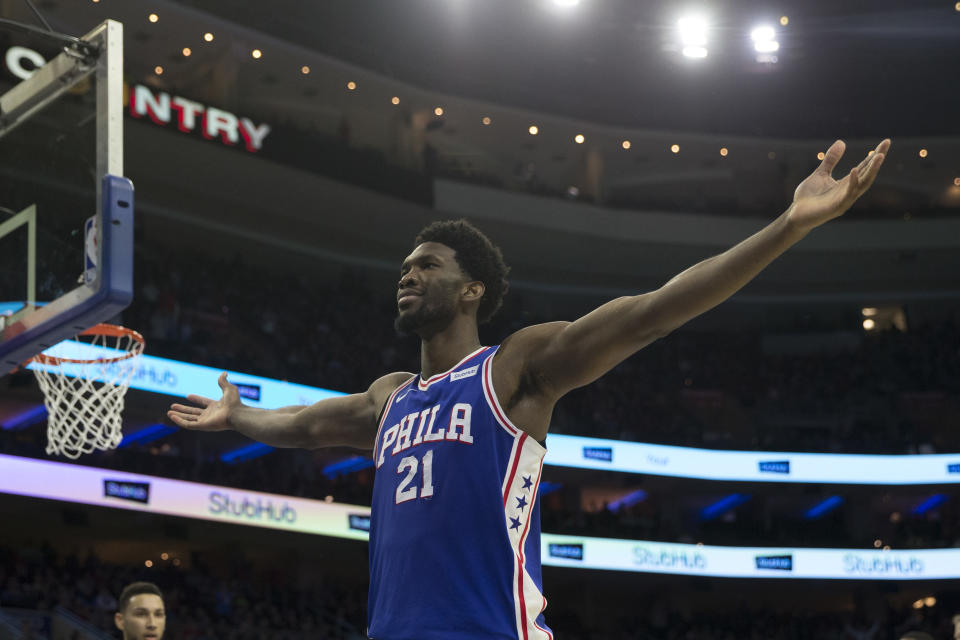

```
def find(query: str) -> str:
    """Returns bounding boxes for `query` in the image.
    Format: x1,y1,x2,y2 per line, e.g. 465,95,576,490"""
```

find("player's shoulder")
498,321,569,357
367,371,415,395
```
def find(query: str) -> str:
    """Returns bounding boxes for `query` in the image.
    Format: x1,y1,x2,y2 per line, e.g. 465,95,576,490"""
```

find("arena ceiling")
166,0,960,139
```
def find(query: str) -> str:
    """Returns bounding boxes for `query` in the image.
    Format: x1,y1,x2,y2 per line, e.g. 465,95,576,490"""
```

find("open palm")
167,372,239,431
788,138,891,232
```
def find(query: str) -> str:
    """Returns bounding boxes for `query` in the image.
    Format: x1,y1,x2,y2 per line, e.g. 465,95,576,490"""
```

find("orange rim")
28,324,145,366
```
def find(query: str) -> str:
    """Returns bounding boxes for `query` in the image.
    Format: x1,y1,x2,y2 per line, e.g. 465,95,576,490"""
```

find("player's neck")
418,318,481,379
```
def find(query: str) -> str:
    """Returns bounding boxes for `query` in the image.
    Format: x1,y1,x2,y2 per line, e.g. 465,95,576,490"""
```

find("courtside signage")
26,341,960,485
0,454,368,541
2,454,959,579
539,534,960,580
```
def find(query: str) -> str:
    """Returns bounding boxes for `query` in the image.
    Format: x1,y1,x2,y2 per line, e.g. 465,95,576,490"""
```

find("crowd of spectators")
0,542,955,639
127,244,959,456
0,543,367,639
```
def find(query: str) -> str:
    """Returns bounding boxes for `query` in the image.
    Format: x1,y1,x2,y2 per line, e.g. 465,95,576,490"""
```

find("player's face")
115,594,166,640
395,242,466,336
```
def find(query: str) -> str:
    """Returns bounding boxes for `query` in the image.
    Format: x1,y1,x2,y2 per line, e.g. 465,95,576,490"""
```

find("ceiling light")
301,66,310,75
181,47,192,57
148,13,159,23
482,116,491,125
720,147,728,156
528,125,539,135
391,96,400,105
346,81,356,90
682,46,708,59
670,144,680,154
621,140,631,149
678,16,708,59
780,15,789,26
817,151,825,160
919,148,928,158
862,307,877,317
154,65,163,75
251,49,262,59
863,318,876,330
145,560,153,567
203,32,214,42
574,134,585,144
434,107,444,116
925,597,936,607
953,177,960,187
751,26,779,53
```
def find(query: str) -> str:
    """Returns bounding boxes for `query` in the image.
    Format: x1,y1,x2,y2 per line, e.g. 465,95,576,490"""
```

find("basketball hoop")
28,324,145,459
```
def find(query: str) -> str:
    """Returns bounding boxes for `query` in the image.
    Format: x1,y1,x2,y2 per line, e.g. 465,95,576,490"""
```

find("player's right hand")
167,372,239,431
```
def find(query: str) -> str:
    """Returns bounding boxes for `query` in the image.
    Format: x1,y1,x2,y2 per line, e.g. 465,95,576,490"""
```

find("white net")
30,326,144,459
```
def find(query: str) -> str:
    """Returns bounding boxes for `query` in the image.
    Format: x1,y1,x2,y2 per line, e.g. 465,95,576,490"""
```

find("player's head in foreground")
115,581,165,640
395,219,509,338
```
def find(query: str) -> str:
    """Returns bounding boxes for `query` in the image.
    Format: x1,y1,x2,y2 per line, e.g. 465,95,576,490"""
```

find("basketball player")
114,582,165,640
169,139,890,639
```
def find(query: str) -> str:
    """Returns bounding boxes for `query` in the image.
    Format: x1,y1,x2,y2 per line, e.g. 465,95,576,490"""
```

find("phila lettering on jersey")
367,346,552,640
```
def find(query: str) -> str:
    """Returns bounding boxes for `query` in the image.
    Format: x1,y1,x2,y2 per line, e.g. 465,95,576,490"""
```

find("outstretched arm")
518,138,890,397
167,371,413,450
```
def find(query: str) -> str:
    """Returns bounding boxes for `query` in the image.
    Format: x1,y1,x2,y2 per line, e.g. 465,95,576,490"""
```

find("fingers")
169,403,204,416
185,394,214,407
818,139,846,175
218,371,231,390
167,410,195,427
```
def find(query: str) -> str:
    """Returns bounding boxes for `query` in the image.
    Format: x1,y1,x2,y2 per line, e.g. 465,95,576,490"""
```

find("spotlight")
301,66,311,74
391,96,400,105
434,106,443,116
181,47,192,57
817,151,825,160
720,147,728,156
148,13,159,23
574,134,585,144
203,32,214,42
679,15,708,59
621,140,631,149
863,318,876,330
252,49,263,59
154,65,163,75
751,26,779,53
919,149,928,158
780,15,789,26
528,125,539,135
482,116,491,125
670,144,680,154
346,81,356,90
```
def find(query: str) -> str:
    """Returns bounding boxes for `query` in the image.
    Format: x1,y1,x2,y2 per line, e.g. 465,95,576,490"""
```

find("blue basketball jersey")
367,346,553,640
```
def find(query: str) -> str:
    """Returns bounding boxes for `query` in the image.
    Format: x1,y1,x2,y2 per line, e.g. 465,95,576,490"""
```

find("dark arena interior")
0,0,959,638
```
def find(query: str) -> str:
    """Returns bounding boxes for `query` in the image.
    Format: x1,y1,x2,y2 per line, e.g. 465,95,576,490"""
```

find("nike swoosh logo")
395,389,412,404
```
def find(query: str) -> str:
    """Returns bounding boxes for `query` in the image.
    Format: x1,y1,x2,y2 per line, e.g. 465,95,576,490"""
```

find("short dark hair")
117,582,163,612
414,219,509,323
899,633,934,640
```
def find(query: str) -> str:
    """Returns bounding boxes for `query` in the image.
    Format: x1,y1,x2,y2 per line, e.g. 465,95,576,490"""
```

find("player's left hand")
786,138,890,232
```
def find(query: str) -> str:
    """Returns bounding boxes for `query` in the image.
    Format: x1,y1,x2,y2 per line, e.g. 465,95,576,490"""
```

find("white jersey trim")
373,376,416,466
417,346,489,390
